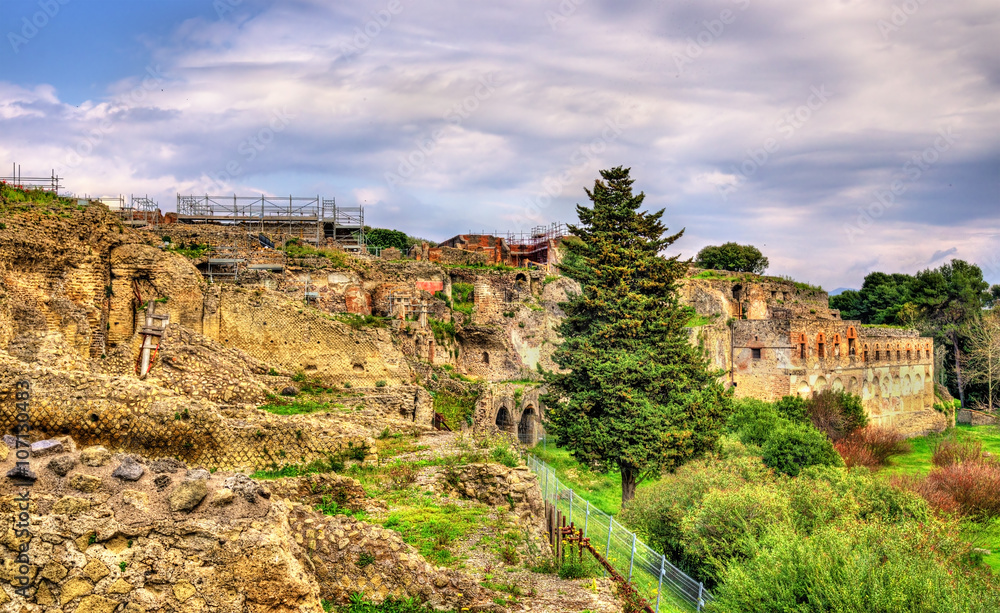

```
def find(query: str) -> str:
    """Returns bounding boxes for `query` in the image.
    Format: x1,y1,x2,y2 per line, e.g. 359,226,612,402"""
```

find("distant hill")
829,287,857,296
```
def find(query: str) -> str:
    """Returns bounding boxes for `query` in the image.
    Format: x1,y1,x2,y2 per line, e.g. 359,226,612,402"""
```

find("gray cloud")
0,0,997,290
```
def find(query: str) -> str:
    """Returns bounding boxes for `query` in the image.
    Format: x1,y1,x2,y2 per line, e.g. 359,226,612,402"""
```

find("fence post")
584,500,590,537
655,555,664,612
628,532,637,582
543,465,549,501
569,489,573,525
697,582,704,611
605,516,614,576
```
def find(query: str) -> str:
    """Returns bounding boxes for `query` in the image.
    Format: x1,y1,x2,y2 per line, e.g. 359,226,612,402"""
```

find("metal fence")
525,454,712,612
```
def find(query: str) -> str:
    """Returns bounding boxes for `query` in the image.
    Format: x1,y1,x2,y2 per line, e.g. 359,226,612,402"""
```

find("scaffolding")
1,164,62,192
112,195,160,228
200,233,288,283
176,194,365,250
505,222,567,266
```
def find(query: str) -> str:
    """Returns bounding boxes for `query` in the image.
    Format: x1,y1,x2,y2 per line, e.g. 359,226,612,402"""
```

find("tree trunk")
621,466,637,505
952,331,965,408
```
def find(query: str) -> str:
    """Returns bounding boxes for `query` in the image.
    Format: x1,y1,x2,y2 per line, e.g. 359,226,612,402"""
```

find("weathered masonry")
682,271,945,436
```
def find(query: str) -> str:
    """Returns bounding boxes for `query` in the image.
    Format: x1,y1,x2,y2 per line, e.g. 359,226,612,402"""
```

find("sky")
1,0,998,290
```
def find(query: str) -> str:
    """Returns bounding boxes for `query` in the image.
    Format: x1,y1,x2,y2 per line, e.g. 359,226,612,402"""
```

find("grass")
281,238,350,268
429,318,456,344
336,314,388,329
530,444,632,516
686,314,716,327
884,425,1000,477
375,430,428,460
451,282,475,314
258,398,342,416
432,389,479,430
381,488,488,566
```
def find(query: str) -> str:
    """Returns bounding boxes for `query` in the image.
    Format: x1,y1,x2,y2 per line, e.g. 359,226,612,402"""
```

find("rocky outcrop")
438,462,543,521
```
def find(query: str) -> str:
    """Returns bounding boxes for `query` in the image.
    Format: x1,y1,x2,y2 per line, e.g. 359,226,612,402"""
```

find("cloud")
928,247,959,265
0,0,997,291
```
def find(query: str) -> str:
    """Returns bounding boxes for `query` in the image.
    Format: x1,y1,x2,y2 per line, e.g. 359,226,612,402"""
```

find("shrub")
834,425,911,469
807,390,867,441
923,460,1000,520
933,436,985,467
708,520,1000,613
621,454,774,569
387,461,417,490
773,395,809,422
761,422,841,477
727,398,786,447
679,484,793,583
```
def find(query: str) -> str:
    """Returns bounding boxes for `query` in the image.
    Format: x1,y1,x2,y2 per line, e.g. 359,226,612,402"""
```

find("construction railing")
526,453,712,612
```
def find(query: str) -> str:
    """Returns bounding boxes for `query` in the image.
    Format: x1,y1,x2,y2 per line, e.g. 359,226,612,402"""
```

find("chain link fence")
526,453,712,612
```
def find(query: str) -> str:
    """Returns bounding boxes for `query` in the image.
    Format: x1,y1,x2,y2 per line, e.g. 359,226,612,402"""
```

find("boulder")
154,474,172,490
80,446,111,467
48,455,78,477
69,473,102,493
169,479,208,512
30,439,64,457
7,464,37,482
112,457,145,482
223,473,266,503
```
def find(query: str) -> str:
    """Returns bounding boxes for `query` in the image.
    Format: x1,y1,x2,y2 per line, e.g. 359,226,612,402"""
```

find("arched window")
817,333,826,359
874,344,881,361
906,343,912,361
847,327,858,356
797,333,807,360
863,344,870,362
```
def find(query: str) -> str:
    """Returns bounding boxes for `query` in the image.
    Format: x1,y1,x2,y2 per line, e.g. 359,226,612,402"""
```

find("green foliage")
708,520,1000,613
334,594,457,613
428,318,456,344
166,241,211,258
281,238,350,268
375,380,387,388
431,388,479,429
773,395,809,422
356,551,376,567
450,282,475,314
761,421,842,477
259,398,337,415
727,398,785,446
556,554,602,579
543,167,732,504
696,242,769,274
364,227,413,252
337,314,387,329
381,500,485,566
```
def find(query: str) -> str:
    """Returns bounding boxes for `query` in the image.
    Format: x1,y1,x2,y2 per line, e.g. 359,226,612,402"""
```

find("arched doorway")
517,406,537,445
495,406,514,433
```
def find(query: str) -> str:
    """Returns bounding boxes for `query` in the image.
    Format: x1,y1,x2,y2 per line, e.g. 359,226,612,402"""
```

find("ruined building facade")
681,271,946,436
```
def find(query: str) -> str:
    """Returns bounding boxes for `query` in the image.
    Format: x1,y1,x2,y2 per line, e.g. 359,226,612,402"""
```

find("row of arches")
495,404,540,445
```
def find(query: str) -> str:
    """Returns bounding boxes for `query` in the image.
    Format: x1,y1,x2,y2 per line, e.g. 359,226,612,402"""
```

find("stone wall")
436,462,543,522
0,446,486,611
475,383,546,445
957,408,998,426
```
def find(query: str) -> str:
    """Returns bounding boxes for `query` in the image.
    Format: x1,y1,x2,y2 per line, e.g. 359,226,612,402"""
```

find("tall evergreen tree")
542,167,731,504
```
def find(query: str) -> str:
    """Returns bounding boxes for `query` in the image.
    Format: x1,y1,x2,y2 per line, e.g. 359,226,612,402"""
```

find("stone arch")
892,375,902,396
862,379,871,401
514,273,529,292
849,376,859,392
832,377,844,392
873,376,881,396
495,406,514,433
914,373,922,392
796,381,811,398
902,374,912,395
517,405,538,445
483,351,490,365
881,377,891,397
814,376,828,392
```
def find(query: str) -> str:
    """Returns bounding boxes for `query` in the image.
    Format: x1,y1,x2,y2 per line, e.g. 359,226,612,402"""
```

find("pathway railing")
525,453,712,612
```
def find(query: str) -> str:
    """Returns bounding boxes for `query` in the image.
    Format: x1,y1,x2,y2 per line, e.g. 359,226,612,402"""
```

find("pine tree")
542,167,731,504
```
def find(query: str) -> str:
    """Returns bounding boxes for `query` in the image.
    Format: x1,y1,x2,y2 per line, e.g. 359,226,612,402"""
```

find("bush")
922,460,1000,520
834,425,911,469
773,395,809,422
727,398,787,447
679,484,792,582
621,453,774,570
933,436,985,467
708,520,1000,613
387,461,417,490
807,390,867,441
761,421,841,477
